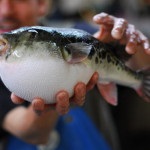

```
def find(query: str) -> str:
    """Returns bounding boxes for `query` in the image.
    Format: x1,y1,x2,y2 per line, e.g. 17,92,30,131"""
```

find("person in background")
0,0,149,150
0,0,98,148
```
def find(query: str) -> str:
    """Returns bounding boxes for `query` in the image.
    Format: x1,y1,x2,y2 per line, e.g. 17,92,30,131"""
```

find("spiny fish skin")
0,26,149,104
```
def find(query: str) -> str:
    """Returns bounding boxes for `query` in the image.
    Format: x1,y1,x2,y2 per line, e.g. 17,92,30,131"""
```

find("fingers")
125,24,150,54
93,12,127,42
93,12,114,26
71,82,86,106
93,13,114,42
11,93,24,104
93,12,127,39
86,72,99,92
125,24,140,54
111,18,127,39
93,12,150,55
142,39,150,54
31,98,45,115
56,74,98,113
56,91,70,115
32,92,70,115
93,26,113,42
71,73,98,106
11,72,98,116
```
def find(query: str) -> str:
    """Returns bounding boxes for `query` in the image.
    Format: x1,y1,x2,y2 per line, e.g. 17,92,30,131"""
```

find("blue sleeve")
0,79,29,138
56,107,112,150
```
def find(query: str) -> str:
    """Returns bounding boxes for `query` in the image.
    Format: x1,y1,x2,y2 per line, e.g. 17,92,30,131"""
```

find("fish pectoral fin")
97,82,118,106
62,42,92,63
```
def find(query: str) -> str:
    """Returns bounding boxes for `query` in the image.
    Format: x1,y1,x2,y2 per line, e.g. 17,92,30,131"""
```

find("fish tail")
136,68,150,102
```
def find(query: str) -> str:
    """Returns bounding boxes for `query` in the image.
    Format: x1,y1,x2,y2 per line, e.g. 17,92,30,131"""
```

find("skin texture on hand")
2,105,59,144
93,12,150,55
92,12,150,105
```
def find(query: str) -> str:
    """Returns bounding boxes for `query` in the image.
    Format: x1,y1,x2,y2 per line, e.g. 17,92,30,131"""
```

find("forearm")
2,106,59,144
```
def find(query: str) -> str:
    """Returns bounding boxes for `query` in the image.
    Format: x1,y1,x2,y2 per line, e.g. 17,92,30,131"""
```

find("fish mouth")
0,36,9,56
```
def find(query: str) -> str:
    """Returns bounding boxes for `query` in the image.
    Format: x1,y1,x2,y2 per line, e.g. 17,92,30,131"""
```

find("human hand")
11,72,99,115
93,12,150,55
4,72,98,144
3,105,58,144
93,12,150,106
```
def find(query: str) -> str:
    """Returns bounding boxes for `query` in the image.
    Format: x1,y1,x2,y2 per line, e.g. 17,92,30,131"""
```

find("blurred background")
44,0,150,36
43,0,150,150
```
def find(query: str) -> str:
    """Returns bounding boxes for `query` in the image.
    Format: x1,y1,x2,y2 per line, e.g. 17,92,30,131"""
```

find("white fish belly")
0,57,94,103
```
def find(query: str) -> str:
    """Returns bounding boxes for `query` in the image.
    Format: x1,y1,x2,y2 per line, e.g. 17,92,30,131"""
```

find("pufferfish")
0,26,149,105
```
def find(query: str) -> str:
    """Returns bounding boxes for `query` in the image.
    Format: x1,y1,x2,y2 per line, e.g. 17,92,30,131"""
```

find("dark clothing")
0,79,29,139
0,79,16,138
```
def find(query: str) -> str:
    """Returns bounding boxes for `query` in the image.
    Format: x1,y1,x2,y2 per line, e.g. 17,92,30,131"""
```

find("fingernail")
93,15,98,19
77,86,86,97
93,13,108,21
32,98,45,111
111,28,122,39
57,92,68,101
144,42,150,51
146,48,150,54
125,45,136,54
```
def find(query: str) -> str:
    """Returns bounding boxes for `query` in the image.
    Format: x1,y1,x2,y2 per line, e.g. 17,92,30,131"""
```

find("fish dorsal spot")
63,42,92,63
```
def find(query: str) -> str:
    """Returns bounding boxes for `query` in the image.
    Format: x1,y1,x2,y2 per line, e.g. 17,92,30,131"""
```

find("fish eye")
62,46,72,62
0,36,9,56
